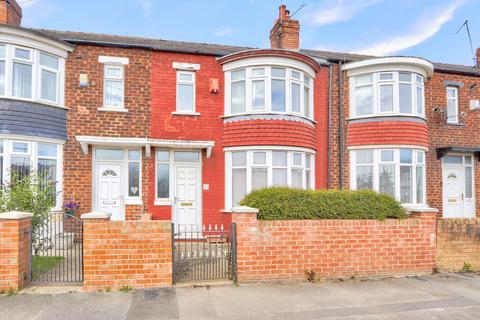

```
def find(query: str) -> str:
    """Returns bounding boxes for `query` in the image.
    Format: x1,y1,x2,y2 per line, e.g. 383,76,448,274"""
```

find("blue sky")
19,0,480,66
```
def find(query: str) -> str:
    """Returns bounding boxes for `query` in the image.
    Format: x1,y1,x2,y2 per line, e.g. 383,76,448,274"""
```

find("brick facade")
269,5,300,50
0,214,31,291
82,217,172,291
232,210,437,282
0,0,21,26
436,218,480,271
63,45,152,218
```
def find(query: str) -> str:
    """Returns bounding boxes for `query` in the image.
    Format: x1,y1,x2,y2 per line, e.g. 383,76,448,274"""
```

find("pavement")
2,273,480,319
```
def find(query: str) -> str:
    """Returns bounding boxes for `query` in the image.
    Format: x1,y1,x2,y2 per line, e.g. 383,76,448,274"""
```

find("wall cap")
0,211,33,220
231,206,259,213
405,206,439,213
81,211,112,219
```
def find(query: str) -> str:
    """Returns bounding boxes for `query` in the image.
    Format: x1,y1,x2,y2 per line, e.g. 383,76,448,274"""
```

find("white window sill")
98,107,129,113
154,199,172,206
172,111,200,116
124,199,143,206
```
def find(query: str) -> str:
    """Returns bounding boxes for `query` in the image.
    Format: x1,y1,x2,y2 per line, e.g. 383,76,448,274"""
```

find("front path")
2,274,480,320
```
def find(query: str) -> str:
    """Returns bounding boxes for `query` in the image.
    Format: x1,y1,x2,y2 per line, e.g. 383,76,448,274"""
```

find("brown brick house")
0,0,479,227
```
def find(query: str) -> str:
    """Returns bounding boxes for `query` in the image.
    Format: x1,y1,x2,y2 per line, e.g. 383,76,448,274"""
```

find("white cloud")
17,0,38,8
214,27,240,37
134,0,153,17
353,1,466,55
307,0,382,26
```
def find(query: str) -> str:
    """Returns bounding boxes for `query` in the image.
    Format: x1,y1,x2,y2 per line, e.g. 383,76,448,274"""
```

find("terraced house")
1,0,479,232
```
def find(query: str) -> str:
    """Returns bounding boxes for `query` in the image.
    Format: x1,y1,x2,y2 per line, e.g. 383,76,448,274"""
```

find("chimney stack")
269,5,300,50
0,0,22,26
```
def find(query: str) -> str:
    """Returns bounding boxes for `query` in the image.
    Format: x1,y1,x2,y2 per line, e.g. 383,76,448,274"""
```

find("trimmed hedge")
239,187,406,220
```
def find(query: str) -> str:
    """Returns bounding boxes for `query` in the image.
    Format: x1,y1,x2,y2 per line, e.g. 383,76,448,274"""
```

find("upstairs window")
350,71,425,118
226,66,313,119
446,86,459,124
176,71,196,113
103,65,124,108
0,44,63,106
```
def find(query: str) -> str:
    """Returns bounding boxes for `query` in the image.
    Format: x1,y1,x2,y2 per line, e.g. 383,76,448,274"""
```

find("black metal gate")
172,223,236,284
31,213,83,284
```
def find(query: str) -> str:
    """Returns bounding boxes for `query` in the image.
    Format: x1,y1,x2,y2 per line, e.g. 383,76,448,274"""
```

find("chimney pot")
0,0,22,26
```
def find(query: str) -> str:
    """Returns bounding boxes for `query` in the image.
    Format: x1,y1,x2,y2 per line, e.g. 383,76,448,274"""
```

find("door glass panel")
465,166,473,198
95,149,124,160
443,155,462,164
128,162,140,197
174,151,199,162
156,163,169,198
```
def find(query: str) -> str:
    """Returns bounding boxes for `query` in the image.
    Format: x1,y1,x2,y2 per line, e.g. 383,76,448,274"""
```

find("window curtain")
13,63,32,98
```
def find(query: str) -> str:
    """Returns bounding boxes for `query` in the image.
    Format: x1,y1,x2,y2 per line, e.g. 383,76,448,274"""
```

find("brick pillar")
0,211,33,291
408,208,438,269
231,206,259,284
81,211,111,291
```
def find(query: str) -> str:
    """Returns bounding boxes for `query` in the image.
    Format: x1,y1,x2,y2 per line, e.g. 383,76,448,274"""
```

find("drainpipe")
338,61,344,190
327,64,333,189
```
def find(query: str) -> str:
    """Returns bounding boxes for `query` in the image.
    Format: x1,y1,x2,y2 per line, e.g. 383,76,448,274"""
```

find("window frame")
225,65,314,120
127,150,142,200
225,147,316,209
446,86,459,124
103,64,125,109
350,71,425,119
0,138,63,209
175,70,196,114
350,148,426,206
0,43,65,108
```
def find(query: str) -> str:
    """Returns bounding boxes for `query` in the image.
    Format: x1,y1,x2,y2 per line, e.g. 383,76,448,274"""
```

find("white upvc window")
350,71,425,118
176,71,196,113
446,86,459,124
103,65,124,109
350,148,425,206
127,150,141,198
225,66,314,119
226,148,315,208
0,138,63,209
0,43,65,107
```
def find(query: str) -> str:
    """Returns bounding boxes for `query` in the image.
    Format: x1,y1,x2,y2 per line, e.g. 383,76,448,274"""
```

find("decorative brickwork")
82,217,172,291
436,218,480,271
0,213,31,291
232,209,437,283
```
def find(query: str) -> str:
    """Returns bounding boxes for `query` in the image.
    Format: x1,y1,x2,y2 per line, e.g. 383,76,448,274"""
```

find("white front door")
174,165,201,231
97,163,124,220
442,155,475,218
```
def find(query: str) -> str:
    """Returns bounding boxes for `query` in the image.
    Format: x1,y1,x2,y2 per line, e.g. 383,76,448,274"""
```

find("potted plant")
63,200,80,217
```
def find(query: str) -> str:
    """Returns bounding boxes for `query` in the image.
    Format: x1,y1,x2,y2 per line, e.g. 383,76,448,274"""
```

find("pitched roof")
35,28,480,77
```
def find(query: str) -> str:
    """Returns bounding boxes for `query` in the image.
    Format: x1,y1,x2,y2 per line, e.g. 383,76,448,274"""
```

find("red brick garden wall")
232,211,437,283
82,218,172,291
436,218,480,271
0,216,31,291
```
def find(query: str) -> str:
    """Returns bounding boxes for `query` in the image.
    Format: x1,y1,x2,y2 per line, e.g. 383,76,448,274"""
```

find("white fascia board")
0,27,72,58
98,56,129,65
222,56,316,78
342,57,434,78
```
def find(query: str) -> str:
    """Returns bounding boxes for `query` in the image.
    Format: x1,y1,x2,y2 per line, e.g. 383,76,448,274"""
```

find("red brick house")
0,1,479,229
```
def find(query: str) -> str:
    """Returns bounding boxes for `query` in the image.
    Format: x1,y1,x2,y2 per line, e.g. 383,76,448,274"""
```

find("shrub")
239,187,406,220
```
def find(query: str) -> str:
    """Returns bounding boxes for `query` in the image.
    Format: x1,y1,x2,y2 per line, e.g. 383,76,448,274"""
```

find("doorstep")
20,284,84,295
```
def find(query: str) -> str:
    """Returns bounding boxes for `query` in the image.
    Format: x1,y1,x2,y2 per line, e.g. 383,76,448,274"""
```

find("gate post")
231,222,237,284
0,211,33,292
171,223,175,285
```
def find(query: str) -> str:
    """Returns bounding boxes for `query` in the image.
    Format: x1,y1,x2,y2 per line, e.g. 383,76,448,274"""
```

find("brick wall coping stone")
231,206,259,213
0,211,33,219
405,206,439,213
81,211,112,219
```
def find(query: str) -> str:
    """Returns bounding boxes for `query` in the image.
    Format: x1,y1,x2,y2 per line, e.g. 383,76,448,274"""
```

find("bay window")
0,44,63,106
226,66,313,119
350,71,425,118
0,139,63,207
351,148,425,205
227,149,315,207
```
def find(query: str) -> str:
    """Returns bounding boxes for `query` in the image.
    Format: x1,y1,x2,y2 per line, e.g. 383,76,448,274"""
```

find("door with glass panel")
173,151,201,232
442,155,475,218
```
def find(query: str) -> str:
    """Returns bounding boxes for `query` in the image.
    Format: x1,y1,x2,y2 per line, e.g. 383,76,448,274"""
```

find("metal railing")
30,212,83,284
172,223,236,284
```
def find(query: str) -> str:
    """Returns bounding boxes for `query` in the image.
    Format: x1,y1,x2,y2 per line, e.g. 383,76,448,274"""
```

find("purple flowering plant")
64,200,81,212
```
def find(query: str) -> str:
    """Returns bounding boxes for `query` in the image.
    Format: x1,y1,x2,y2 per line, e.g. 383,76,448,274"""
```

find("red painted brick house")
0,1,479,228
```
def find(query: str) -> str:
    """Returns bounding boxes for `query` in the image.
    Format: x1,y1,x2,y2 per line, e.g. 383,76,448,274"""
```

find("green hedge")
239,187,406,220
